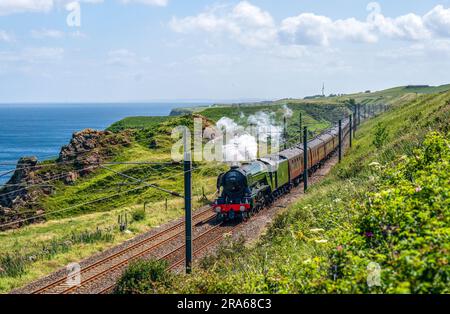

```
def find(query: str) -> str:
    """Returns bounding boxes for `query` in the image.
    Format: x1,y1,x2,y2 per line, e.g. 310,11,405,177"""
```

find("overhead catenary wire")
0,160,179,167
0,166,201,228
0,142,179,175
0,185,150,228
0,160,183,190
100,165,183,198
0,169,15,178
0,165,98,198
1,165,202,218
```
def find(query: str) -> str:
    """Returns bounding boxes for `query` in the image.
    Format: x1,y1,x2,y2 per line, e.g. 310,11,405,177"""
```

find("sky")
0,0,450,103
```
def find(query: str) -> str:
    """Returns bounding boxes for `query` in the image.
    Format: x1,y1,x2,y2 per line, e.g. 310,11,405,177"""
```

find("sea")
0,103,206,184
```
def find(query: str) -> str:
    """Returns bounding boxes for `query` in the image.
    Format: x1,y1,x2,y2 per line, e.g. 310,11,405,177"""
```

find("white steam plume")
215,112,282,163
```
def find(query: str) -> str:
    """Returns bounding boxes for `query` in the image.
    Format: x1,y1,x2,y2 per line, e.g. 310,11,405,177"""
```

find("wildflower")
415,186,422,193
336,245,343,252
365,232,374,238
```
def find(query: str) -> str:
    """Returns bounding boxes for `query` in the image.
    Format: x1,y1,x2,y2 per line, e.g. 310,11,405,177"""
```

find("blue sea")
0,103,205,184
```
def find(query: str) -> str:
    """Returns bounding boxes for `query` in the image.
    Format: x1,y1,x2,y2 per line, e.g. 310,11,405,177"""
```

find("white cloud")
170,1,277,47
231,1,274,28
31,29,64,39
170,2,450,49
370,12,430,41
0,0,104,15
120,0,168,7
424,5,450,37
0,0,53,15
280,13,377,46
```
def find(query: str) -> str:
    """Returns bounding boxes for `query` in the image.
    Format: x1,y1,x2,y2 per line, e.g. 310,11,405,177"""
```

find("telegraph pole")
183,128,192,274
338,120,342,163
303,127,308,192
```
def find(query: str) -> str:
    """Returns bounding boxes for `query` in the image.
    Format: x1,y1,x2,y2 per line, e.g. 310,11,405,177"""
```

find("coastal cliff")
0,129,131,230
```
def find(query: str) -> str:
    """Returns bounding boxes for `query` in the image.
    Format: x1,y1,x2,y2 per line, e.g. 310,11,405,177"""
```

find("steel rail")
31,207,215,294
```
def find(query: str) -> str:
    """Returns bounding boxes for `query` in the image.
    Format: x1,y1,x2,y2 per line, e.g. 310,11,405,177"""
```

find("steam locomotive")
213,119,350,220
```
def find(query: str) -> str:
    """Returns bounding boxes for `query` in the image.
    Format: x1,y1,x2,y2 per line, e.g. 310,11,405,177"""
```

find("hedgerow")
338,132,450,293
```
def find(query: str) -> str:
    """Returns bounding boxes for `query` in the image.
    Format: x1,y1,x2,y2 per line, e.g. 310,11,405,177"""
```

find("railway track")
98,222,241,294
97,200,281,294
31,207,216,294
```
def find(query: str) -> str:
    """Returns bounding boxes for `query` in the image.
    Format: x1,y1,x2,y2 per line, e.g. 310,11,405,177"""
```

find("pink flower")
336,245,343,252
415,186,422,193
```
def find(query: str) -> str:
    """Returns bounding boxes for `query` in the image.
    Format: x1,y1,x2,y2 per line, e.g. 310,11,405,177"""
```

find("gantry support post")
303,127,308,193
183,128,192,274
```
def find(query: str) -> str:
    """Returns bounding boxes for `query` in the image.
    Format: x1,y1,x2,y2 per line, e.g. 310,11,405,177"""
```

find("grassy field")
107,116,172,132
115,89,450,294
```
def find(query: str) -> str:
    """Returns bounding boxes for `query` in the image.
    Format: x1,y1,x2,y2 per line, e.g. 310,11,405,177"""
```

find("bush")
336,132,450,293
115,259,172,294
132,209,146,222
373,122,389,148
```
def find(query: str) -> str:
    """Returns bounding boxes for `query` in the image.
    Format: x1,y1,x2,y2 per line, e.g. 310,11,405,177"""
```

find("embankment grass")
115,91,449,294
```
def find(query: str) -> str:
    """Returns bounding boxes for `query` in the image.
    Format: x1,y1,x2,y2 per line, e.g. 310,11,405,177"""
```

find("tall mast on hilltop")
322,82,325,97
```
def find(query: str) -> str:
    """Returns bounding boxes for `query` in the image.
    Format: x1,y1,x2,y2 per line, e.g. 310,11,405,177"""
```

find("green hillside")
116,90,450,294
